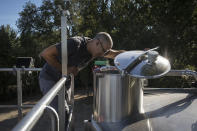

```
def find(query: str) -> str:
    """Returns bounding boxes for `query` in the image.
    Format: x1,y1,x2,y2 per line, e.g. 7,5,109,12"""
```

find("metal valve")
147,51,159,65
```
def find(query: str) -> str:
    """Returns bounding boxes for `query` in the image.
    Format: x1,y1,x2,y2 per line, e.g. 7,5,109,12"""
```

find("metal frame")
143,69,197,93
0,67,42,120
12,76,67,131
45,106,60,131
144,88,197,93
58,9,68,131
11,73,74,131
166,69,197,80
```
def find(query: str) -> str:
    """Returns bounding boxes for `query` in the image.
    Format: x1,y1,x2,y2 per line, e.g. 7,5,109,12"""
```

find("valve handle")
124,46,159,74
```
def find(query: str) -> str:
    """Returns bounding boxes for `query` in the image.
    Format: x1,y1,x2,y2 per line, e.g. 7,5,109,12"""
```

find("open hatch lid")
114,49,171,79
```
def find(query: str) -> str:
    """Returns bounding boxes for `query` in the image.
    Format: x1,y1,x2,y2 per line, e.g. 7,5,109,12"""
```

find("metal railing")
12,76,68,131
0,67,42,120
6,68,75,131
166,69,197,81
144,69,197,93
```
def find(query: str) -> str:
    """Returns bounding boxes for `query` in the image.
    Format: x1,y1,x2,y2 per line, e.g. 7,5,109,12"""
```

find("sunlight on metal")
58,9,68,131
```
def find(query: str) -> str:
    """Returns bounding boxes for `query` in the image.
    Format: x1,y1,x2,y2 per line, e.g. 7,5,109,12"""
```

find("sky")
0,0,42,30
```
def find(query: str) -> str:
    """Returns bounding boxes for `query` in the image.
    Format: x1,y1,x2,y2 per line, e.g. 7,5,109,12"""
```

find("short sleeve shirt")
39,36,92,81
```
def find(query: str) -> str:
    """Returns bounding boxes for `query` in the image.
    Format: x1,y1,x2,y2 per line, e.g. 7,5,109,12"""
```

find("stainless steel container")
88,48,172,130
93,70,144,123
92,49,171,123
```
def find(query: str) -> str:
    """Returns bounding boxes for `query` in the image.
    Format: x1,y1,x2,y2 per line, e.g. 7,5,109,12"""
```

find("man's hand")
118,50,126,54
104,49,126,59
68,66,79,76
144,48,150,51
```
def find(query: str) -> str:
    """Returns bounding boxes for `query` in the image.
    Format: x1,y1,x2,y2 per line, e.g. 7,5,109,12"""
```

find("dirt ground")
0,89,93,131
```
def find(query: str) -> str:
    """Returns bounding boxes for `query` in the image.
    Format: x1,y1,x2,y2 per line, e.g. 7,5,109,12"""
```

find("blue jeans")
39,77,59,111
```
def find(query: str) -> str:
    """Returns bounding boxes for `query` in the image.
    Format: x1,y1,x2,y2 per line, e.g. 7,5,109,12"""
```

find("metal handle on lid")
124,47,159,74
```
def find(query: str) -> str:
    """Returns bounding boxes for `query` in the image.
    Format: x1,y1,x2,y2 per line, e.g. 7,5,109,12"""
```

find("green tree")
0,25,18,67
14,0,197,89
0,25,19,101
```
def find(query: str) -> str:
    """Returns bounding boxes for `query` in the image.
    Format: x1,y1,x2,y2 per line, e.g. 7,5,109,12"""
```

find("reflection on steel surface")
114,51,171,79
93,72,144,122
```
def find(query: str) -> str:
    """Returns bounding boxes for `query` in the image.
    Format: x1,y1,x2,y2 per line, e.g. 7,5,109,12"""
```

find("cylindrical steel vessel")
89,50,171,130
93,70,143,123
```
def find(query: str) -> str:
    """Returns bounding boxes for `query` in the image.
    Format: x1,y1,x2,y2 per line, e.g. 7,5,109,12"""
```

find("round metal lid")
114,50,171,79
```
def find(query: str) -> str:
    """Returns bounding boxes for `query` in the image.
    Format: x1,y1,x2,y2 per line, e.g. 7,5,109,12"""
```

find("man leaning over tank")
39,32,125,113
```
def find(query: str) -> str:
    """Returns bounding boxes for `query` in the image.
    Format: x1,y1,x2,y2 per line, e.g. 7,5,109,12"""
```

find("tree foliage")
0,0,197,99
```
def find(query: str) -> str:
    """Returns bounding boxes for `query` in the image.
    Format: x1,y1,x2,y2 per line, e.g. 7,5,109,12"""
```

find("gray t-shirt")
39,36,92,82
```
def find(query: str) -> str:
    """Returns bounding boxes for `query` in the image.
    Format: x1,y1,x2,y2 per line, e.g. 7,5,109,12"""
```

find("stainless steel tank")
93,68,144,122
90,48,171,130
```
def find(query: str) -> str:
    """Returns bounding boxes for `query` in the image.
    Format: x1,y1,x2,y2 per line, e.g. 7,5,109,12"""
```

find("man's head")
87,32,113,57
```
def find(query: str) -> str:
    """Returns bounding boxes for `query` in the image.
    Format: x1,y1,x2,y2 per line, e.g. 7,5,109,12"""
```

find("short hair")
94,32,113,48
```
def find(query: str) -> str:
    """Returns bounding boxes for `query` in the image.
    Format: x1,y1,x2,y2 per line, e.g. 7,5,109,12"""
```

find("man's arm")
40,45,62,72
104,49,126,59
39,45,79,76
